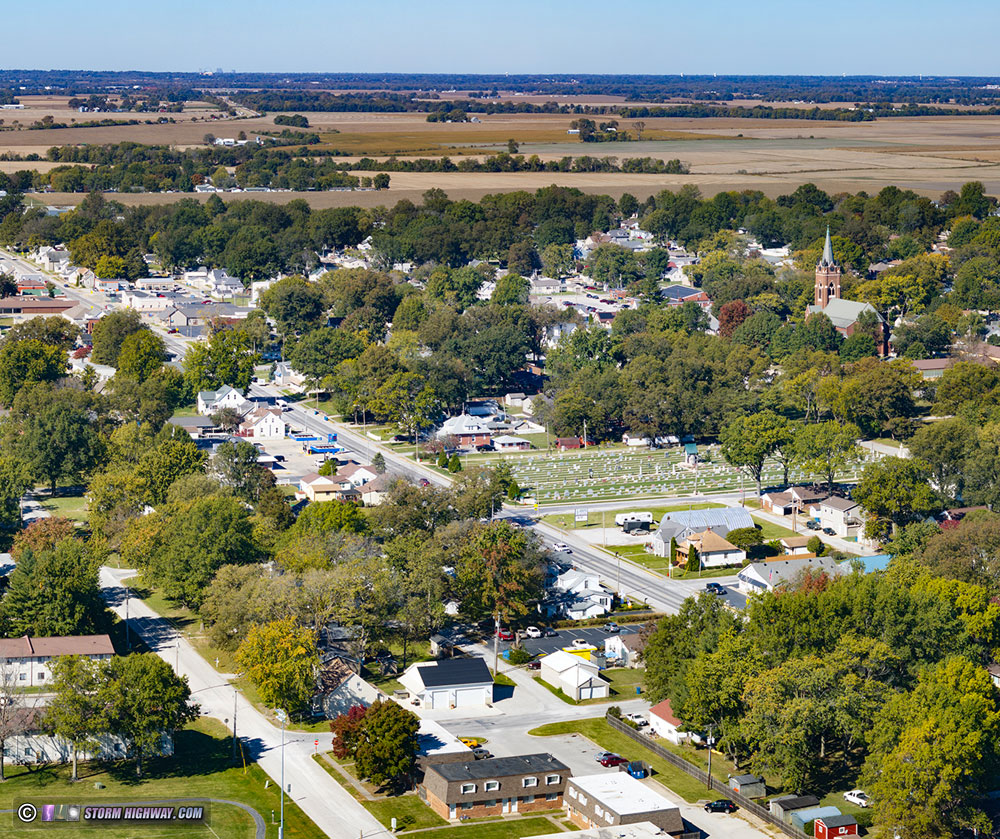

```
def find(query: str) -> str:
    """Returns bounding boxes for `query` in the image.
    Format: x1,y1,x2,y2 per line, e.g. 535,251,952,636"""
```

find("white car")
843,790,870,808
624,713,648,727
552,543,571,552
570,638,592,649
524,626,542,639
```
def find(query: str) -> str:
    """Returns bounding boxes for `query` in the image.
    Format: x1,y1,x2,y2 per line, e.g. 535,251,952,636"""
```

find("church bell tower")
814,227,841,308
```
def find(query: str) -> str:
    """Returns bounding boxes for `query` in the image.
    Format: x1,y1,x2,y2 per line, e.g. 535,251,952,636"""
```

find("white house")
543,569,614,621
299,473,354,503
493,435,531,451
538,650,609,702
398,658,494,710
312,658,384,718
604,632,647,668
273,362,307,388
648,699,691,744
238,406,286,439
197,386,251,416
676,529,746,569
818,496,863,538
336,462,380,488
737,557,845,595
0,634,115,687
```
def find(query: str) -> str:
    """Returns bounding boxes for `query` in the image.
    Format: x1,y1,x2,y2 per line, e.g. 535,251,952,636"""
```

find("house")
565,773,688,837
648,699,691,744
987,663,1000,689
770,795,822,823
760,486,828,515
311,658,383,718
543,569,614,620
360,473,395,506
604,631,647,668
336,462,379,487
910,357,955,380
651,508,754,557
167,415,217,438
299,473,354,503
197,386,251,416
780,535,813,555
0,635,115,687
538,651,609,702
737,557,845,595
818,496,862,538
815,814,858,839
437,415,493,450
728,774,766,799
0,297,77,322
273,362,307,388
162,302,251,327
661,285,711,309
556,437,582,451
493,435,531,451
3,707,172,767
421,753,570,821
675,530,746,569
416,718,474,772
238,406,286,439
398,657,494,710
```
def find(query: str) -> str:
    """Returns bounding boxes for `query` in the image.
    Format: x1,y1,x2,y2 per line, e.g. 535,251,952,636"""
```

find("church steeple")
821,226,835,267
814,227,841,308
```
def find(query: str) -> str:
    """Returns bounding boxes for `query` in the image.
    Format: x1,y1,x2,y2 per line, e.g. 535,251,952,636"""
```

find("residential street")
98,567,386,839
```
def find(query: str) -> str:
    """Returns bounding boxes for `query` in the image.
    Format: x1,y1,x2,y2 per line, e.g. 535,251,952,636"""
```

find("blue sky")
4,0,998,75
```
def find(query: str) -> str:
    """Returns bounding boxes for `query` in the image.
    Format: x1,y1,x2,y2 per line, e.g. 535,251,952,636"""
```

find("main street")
99,567,385,839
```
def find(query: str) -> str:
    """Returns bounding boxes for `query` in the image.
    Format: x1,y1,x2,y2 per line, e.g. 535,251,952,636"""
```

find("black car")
705,582,726,595
704,799,738,814
822,527,836,536
804,520,820,530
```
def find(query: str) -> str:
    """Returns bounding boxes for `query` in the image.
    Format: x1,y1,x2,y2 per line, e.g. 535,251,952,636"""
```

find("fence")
604,714,809,839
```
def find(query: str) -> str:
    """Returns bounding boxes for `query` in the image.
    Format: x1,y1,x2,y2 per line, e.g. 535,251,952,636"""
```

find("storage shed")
815,814,858,839
728,774,766,798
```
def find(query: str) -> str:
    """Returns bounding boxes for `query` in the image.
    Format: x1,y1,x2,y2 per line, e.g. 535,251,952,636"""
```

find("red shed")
815,814,858,839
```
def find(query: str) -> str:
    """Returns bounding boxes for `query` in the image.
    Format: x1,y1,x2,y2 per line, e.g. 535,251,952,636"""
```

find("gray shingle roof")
431,753,568,781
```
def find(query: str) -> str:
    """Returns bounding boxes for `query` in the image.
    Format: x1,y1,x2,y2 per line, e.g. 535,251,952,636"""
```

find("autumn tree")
235,618,318,713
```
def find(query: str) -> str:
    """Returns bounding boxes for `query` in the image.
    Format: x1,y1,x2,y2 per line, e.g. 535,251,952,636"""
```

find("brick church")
806,228,888,355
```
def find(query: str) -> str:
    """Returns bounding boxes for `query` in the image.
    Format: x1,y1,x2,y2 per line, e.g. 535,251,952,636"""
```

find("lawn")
0,718,325,839
528,718,710,803
170,405,200,417
38,492,89,522
601,668,645,696
398,816,558,839
751,516,800,540
543,502,725,531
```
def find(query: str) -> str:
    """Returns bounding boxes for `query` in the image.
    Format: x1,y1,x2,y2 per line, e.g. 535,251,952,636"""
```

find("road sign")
574,509,587,523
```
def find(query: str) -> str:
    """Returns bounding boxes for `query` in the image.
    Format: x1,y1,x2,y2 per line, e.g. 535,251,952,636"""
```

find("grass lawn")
528,718,710,803
365,795,447,831
170,405,200,417
543,502,724,531
751,516,800,540
0,718,324,839
400,816,557,839
602,668,645,695
38,492,89,522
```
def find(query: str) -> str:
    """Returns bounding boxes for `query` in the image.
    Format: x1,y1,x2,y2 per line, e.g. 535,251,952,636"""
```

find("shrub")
807,535,827,556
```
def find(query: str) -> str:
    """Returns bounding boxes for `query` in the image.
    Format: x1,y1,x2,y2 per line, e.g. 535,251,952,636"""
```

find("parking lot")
502,624,639,657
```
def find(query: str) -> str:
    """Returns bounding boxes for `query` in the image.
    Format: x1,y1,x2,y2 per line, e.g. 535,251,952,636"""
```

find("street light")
275,708,287,839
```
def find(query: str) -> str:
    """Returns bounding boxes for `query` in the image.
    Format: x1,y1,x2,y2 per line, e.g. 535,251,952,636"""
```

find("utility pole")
232,689,239,763
124,585,130,651
706,726,716,790
276,709,287,839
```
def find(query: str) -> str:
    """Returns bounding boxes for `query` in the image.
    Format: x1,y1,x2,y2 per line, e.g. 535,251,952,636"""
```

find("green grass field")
528,718,710,803
542,502,725,531
0,719,324,839
38,493,89,522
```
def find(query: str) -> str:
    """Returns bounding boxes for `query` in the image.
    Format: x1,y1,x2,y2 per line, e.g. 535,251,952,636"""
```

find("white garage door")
455,687,484,706
579,687,594,700
428,690,450,709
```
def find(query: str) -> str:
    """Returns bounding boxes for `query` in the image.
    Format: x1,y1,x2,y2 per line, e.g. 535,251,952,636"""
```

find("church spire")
821,226,834,266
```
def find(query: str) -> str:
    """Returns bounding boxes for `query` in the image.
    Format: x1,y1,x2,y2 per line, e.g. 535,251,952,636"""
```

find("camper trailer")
615,512,654,528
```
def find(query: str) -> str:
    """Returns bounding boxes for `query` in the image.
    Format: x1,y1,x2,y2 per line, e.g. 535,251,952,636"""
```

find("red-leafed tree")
330,704,368,759
718,299,751,338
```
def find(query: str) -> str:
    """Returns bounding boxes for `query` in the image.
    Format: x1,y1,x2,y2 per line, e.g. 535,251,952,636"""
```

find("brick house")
0,635,115,687
420,753,570,820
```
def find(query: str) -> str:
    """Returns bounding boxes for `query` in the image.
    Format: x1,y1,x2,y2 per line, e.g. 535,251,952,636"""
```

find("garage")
429,690,451,709
455,687,485,706
398,657,495,710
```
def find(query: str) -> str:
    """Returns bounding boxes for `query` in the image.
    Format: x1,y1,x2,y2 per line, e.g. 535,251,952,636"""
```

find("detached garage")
399,658,494,710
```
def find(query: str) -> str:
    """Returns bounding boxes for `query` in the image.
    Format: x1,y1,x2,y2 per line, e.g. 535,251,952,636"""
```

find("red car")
598,754,628,767
496,628,515,641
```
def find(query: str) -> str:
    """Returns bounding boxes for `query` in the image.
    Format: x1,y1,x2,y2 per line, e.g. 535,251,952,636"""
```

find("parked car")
805,520,821,530
594,751,615,762
459,738,478,748
843,790,870,808
543,627,558,637
524,626,543,639
601,622,620,633
822,527,836,536
526,660,541,670
472,747,492,760
570,638,592,649
496,627,515,641
705,582,726,595
704,799,738,814
418,478,431,487
623,713,648,727
598,754,628,767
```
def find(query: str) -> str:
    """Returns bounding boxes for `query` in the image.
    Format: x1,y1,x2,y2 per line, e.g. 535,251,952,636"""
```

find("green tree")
686,544,700,573
288,327,364,382
540,243,574,278
260,276,326,336
116,329,166,382
212,440,268,503
907,417,976,502
853,456,941,539
45,655,100,780
4,316,80,351
447,453,462,473
491,273,530,305
183,329,258,392
719,410,792,495
0,538,107,637
98,653,198,776
0,455,32,549
353,700,420,788
91,309,143,366
792,420,860,491
235,618,319,714
0,338,67,406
